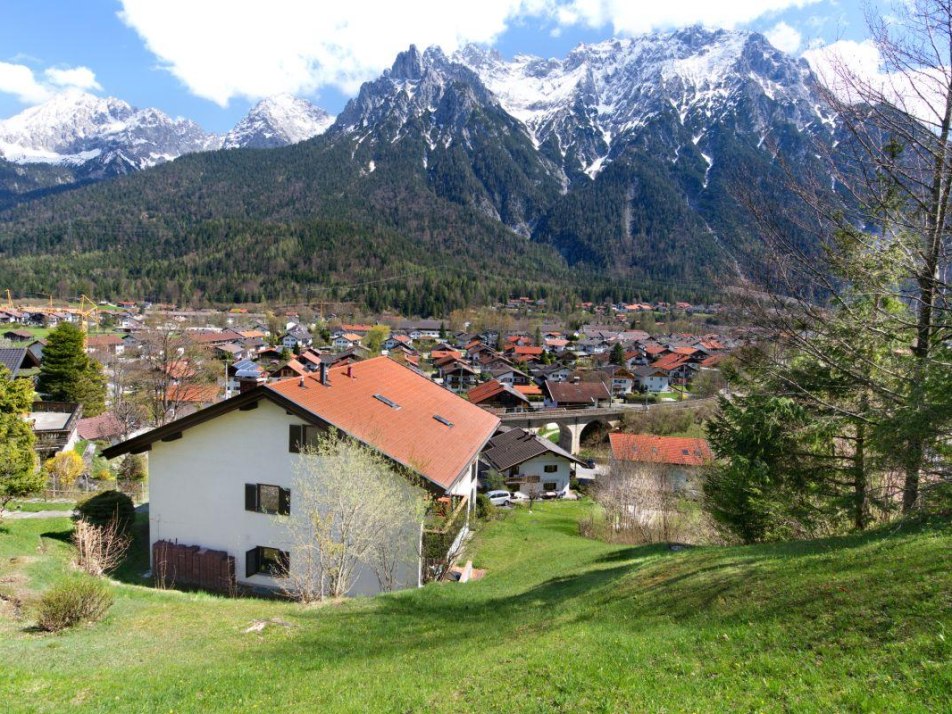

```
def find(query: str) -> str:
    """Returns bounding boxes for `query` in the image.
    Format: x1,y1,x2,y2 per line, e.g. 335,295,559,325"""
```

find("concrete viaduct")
493,398,715,454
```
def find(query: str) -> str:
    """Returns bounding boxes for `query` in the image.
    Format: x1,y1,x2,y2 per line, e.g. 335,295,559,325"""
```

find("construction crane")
77,294,98,342
4,289,12,310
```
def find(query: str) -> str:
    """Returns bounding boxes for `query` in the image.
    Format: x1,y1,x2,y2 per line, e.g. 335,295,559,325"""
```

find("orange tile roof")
652,353,692,371
430,349,463,361
609,433,712,466
514,384,542,396
512,345,544,356
269,357,499,489
166,384,221,403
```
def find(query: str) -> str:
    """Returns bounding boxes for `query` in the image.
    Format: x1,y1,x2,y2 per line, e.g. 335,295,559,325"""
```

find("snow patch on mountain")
222,94,334,149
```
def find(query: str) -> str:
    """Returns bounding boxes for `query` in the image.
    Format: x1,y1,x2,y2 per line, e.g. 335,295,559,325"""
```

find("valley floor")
0,502,949,712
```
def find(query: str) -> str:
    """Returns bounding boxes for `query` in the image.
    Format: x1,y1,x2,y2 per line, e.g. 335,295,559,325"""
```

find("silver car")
486,490,511,506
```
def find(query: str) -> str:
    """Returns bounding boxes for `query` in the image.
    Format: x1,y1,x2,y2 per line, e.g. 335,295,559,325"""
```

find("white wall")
507,453,572,496
147,399,421,596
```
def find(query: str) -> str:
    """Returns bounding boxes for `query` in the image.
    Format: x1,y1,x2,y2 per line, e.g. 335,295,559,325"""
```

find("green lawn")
0,503,949,712
6,500,76,513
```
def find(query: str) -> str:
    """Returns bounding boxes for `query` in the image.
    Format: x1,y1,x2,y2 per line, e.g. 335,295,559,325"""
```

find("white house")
103,357,499,597
481,427,587,497
633,366,671,393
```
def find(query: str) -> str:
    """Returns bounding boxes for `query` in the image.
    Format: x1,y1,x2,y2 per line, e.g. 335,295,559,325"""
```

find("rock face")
0,90,335,176
0,90,220,176
222,94,334,149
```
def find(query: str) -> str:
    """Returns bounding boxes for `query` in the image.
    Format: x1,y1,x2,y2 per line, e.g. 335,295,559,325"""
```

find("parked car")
509,491,531,503
486,490,511,506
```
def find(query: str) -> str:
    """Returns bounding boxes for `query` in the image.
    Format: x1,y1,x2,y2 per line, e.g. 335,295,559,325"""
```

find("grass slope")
0,503,949,712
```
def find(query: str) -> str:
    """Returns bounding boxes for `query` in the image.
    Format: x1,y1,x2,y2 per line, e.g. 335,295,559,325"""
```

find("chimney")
320,362,330,386
346,364,353,379
298,376,306,388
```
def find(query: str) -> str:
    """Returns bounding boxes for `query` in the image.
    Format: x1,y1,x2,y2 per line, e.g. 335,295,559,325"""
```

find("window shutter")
244,483,258,512
289,425,302,453
245,547,259,578
279,487,291,516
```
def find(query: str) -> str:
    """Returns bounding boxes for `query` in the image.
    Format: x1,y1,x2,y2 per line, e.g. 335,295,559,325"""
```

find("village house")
85,334,125,357
609,433,713,492
467,379,531,411
102,357,499,597
0,347,41,379
632,366,671,393
480,427,586,497
543,379,612,409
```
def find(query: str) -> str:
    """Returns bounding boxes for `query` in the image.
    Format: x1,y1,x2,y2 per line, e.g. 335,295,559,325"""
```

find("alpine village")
0,2,949,712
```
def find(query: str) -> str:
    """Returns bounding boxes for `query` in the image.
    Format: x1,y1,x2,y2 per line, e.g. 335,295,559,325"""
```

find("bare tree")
130,320,216,425
280,431,426,602
73,518,131,576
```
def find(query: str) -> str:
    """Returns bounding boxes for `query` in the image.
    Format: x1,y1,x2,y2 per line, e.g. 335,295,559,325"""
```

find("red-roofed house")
609,433,713,491
103,357,499,597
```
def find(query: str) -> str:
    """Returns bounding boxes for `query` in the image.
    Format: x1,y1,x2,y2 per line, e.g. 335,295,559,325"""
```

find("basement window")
373,394,401,409
245,546,289,578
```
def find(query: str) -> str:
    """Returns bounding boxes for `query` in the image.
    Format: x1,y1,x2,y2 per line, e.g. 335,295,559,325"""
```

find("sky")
0,1,882,133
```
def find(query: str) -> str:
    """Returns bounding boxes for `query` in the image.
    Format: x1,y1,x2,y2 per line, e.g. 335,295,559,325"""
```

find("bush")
36,576,113,632
475,493,493,520
76,490,136,535
118,454,147,482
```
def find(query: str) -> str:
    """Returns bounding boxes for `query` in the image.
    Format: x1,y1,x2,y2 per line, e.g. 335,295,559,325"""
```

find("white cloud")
117,0,821,106
765,21,802,54
0,62,51,103
555,0,820,35
0,62,102,104
44,66,102,91
118,0,555,106
804,39,950,126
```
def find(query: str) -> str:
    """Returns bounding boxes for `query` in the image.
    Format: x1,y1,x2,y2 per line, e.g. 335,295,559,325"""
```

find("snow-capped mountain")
454,27,834,181
222,94,334,149
0,90,334,178
0,90,219,176
330,45,561,234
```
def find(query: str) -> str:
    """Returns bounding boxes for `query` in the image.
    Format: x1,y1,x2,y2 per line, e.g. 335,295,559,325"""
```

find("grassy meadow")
0,501,949,712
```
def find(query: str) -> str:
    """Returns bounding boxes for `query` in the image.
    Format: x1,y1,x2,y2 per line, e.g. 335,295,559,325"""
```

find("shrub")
36,576,113,632
475,493,493,520
76,490,135,535
73,518,131,576
118,454,147,482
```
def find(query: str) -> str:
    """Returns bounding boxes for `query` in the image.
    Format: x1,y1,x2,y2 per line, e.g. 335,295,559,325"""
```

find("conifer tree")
37,323,107,416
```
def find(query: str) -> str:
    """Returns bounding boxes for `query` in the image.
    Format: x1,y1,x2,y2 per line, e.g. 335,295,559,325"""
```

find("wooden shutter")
288,424,303,453
244,483,258,512
279,487,291,516
245,547,259,578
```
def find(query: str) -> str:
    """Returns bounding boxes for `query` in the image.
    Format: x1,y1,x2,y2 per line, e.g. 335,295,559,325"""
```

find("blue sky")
0,1,875,133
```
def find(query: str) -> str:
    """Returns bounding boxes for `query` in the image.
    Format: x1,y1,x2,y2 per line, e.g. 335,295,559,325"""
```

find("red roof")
652,353,692,372
609,433,712,466
85,334,123,348
431,349,463,361
166,384,220,403
269,357,499,489
672,346,700,356
77,413,124,441
512,346,544,356
514,384,542,396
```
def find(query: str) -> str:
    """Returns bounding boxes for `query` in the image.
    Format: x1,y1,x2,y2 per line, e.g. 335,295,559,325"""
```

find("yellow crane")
77,294,98,342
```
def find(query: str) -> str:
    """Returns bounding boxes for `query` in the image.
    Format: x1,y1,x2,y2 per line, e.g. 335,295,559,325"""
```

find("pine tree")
36,323,107,416
610,342,625,366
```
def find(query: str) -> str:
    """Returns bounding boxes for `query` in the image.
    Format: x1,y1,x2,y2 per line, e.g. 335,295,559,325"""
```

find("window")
245,483,290,515
544,464,558,473
544,482,558,491
245,546,289,578
288,424,321,453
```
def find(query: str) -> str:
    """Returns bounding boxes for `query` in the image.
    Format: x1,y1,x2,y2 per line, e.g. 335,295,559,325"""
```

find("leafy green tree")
364,325,390,355
37,323,106,416
0,368,41,517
